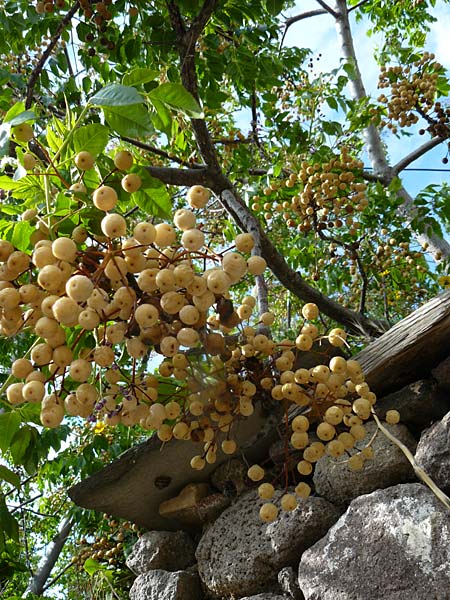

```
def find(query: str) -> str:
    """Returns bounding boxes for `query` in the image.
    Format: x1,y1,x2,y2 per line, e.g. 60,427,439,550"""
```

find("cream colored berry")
6,383,24,404
66,275,93,302
101,214,127,238
93,185,118,211
174,208,196,230
181,228,205,251
121,173,142,193
52,297,81,326
114,150,133,170
187,185,210,208
347,453,365,471
295,333,313,351
291,431,309,449
22,380,45,403
295,482,311,499
259,502,278,522
297,460,313,476
11,358,33,378
247,255,267,275
74,151,95,170
247,464,265,482
190,455,206,470
258,482,275,499
385,409,400,424
135,303,159,328
69,359,91,382
154,223,176,247
51,237,77,263
281,493,297,512
328,327,347,347
235,233,254,253
324,406,344,425
221,439,237,455
302,303,319,320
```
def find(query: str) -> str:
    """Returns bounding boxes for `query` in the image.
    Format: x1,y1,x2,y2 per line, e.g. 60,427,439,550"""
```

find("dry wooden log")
356,290,450,397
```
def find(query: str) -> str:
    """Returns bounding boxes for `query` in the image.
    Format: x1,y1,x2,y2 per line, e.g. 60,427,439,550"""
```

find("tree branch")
161,0,388,336
121,136,203,168
25,2,80,109
391,136,445,176
145,165,212,187
281,9,328,47
315,0,338,18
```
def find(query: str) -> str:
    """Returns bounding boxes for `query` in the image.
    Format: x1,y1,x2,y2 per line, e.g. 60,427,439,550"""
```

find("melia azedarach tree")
0,0,449,597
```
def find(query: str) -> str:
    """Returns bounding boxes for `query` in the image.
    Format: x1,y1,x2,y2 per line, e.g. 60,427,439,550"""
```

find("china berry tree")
0,0,449,597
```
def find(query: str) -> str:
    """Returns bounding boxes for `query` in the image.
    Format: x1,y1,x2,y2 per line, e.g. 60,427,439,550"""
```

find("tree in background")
0,0,449,597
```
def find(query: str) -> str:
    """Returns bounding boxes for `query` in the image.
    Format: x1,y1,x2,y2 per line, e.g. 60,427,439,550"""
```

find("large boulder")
125,531,196,575
313,422,416,506
196,489,340,598
298,483,450,600
129,569,203,600
415,410,450,494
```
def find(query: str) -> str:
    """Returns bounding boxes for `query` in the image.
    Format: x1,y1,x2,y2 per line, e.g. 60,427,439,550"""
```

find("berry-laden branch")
25,1,80,109
333,0,450,260
162,0,387,336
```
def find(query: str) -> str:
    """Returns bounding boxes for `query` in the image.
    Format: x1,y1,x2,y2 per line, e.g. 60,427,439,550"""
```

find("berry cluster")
2,131,398,521
378,52,444,133
256,147,367,235
35,0,65,13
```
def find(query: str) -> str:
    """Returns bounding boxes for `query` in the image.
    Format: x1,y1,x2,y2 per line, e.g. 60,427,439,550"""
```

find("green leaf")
148,83,203,118
265,0,285,15
131,170,171,218
73,124,109,157
0,123,11,158
0,412,21,454
2,102,25,123
0,175,45,203
11,221,34,252
9,426,33,466
7,111,36,127
84,558,106,576
0,494,19,542
89,84,144,107
103,104,153,138
122,67,158,87
0,465,20,489
149,98,172,135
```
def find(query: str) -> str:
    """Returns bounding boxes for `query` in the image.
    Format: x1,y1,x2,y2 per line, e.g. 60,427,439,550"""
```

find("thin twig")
372,412,450,512
348,0,371,12
25,2,80,109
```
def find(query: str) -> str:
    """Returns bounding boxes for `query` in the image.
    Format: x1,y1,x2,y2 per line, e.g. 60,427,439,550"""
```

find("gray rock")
313,422,416,506
377,379,450,436
196,490,340,598
432,353,450,392
298,483,450,600
126,531,196,575
415,410,450,494
129,569,203,600
278,567,304,600
241,595,287,600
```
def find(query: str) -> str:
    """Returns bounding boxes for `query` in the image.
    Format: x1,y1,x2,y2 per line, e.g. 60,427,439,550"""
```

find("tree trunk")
23,517,73,596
